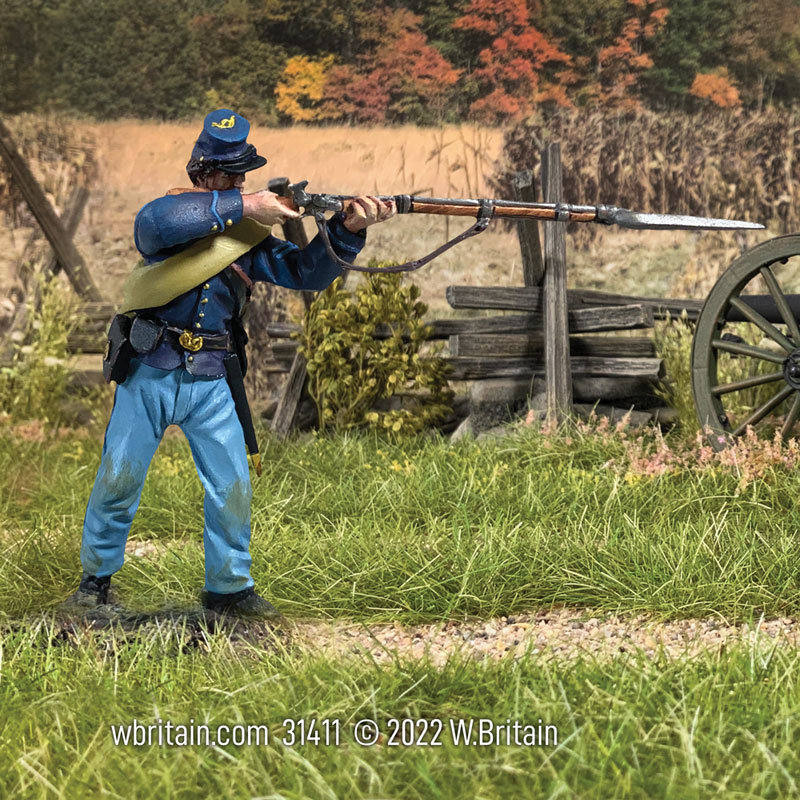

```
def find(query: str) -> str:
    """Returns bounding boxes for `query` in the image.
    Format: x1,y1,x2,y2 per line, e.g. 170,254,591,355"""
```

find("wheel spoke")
732,384,794,436
781,393,800,440
711,371,784,396
760,265,800,343
728,297,795,352
712,338,787,364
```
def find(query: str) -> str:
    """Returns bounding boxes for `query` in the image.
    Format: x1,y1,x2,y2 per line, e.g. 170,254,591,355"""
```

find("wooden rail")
445,285,703,319
265,305,654,342
0,117,100,302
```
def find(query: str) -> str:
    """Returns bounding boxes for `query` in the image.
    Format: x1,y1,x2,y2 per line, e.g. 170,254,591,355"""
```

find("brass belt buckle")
178,330,203,352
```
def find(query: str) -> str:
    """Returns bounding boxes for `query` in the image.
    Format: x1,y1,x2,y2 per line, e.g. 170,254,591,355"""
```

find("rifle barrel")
334,194,599,222
317,190,764,230
409,197,598,222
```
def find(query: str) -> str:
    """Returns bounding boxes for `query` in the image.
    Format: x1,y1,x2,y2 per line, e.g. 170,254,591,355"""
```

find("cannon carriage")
692,235,800,449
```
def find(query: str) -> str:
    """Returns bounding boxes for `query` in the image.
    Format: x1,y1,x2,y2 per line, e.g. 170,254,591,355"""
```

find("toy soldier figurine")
65,109,394,617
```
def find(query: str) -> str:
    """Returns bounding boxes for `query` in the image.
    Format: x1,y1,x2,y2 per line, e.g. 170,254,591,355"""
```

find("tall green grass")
2,421,799,621
1,619,800,799
5,392,800,797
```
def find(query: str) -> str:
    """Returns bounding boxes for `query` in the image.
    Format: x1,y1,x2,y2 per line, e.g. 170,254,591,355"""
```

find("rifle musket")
287,181,765,273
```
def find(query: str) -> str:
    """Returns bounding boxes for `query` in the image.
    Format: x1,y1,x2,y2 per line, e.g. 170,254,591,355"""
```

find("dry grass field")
3,118,773,320
2,122,515,314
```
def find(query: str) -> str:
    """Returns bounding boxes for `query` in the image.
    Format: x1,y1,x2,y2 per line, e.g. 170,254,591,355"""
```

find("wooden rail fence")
264,142,700,430
2,126,701,430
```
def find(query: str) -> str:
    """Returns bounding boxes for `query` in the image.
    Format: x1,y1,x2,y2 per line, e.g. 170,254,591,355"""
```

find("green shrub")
0,278,84,425
296,265,453,436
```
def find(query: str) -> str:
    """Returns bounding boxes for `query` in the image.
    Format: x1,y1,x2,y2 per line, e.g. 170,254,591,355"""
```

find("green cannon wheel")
692,234,800,451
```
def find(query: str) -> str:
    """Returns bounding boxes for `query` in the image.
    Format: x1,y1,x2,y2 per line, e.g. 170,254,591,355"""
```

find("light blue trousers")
81,358,254,594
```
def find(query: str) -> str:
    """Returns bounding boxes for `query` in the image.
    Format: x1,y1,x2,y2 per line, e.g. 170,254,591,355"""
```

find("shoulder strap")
220,263,251,319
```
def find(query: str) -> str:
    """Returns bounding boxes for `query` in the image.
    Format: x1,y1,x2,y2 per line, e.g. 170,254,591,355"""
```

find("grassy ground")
4,620,800,800
3,420,800,797
3,421,800,622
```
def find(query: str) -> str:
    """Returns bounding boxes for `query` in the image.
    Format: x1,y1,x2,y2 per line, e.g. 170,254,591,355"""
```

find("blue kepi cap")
189,109,266,173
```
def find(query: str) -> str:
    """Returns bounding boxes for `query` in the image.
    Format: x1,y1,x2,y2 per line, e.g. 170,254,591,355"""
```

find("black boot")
202,587,281,619
61,572,112,610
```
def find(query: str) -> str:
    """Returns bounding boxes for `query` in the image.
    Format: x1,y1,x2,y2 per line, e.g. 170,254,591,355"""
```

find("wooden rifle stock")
406,197,597,223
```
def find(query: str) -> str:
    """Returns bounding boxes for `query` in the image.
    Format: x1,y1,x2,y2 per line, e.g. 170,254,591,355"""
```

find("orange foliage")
322,10,460,123
321,64,389,124
689,71,742,109
453,0,571,123
595,0,669,109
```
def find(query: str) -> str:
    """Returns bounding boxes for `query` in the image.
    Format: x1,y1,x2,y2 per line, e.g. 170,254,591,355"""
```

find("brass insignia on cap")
211,115,236,129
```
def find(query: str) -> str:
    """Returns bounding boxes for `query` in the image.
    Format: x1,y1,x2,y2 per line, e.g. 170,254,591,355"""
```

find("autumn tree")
321,9,461,124
644,0,736,107
594,0,669,109
537,0,627,106
689,69,741,108
275,55,335,122
727,0,800,110
452,0,571,123
389,0,468,63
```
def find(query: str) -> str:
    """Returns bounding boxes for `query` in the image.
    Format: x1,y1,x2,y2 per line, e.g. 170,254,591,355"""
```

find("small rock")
450,416,473,443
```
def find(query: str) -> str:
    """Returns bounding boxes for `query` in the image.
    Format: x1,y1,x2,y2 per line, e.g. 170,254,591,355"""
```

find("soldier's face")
200,170,245,191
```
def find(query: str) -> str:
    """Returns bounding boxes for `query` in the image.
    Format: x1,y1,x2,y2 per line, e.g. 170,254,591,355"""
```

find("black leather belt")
164,326,231,352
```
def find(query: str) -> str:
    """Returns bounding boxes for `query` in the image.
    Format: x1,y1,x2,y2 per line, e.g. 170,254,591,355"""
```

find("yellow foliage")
275,55,335,123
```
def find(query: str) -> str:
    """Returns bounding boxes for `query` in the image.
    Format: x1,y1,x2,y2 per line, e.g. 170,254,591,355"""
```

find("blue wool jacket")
130,189,365,376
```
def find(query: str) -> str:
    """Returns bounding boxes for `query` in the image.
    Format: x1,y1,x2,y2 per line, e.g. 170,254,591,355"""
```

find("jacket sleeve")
249,213,366,291
134,190,244,258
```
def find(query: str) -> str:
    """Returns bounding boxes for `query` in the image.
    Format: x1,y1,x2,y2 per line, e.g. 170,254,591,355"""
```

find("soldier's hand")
343,196,395,233
242,190,302,226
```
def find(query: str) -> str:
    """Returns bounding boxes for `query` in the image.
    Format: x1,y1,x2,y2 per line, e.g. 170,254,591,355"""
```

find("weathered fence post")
268,177,314,437
19,186,89,291
541,142,573,420
0,117,100,302
5,186,90,354
512,169,545,286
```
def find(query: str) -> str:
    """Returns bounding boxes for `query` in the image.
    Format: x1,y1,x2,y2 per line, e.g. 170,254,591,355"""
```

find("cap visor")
223,154,267,174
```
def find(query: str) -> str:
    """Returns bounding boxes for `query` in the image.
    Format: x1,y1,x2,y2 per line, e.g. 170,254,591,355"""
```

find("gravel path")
53,541,800,661
47,602,800,664
294,608,800,665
